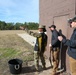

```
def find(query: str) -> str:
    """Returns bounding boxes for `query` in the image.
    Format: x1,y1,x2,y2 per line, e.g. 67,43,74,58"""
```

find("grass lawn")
0,30,34,75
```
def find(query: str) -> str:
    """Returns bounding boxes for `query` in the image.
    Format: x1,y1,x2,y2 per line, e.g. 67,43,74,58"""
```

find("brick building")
39,0,76,74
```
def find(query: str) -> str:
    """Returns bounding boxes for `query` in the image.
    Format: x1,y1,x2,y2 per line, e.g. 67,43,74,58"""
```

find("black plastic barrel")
8,58,23,74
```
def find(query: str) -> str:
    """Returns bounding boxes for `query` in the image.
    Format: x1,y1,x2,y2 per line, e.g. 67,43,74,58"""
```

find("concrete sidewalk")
18,33,36,46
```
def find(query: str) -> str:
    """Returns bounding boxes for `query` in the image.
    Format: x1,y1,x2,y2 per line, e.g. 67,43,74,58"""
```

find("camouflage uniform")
34,32,47,70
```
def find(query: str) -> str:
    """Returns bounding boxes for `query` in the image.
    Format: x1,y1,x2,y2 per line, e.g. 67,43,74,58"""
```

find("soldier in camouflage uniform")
34,25,47,71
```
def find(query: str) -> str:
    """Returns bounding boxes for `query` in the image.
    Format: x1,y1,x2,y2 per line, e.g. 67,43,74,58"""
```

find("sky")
0,0,39,23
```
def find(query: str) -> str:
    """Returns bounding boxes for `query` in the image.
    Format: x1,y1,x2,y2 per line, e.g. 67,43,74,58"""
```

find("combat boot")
42,65,46,70
35,65,39,71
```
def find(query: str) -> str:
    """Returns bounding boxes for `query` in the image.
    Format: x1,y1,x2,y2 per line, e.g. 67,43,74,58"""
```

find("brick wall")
39,0,76,74
39,0,75,26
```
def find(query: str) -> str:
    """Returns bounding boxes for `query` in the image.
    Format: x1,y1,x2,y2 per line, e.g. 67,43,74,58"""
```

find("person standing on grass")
58,16,76,75
49,25,61,75
34,25,47,71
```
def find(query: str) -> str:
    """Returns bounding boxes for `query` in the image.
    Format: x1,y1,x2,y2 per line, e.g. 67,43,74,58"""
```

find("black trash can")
8,58,23,74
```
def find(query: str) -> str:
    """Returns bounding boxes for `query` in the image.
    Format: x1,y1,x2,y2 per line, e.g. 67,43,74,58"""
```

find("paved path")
18,33,36,46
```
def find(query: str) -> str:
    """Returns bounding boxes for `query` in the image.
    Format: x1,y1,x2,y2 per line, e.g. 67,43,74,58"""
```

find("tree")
27,22,39,30
14,22,23,30
0,21,7,30
0,20,39,30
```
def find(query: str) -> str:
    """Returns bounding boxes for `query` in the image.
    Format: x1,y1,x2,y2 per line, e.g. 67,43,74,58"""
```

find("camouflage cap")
38,25,44,29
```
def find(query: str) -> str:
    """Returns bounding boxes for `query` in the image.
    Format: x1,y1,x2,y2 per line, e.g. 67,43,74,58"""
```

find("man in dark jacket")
58,16,76,75
49,25,60,75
